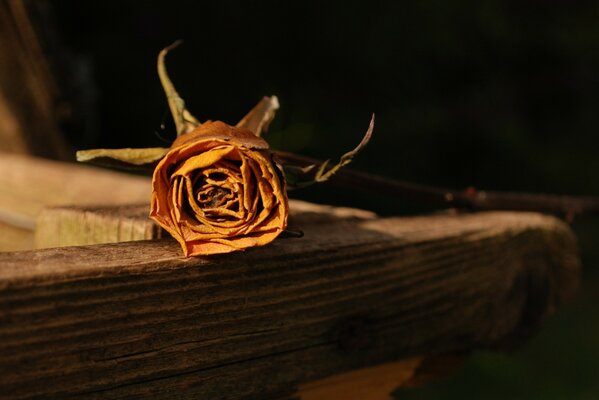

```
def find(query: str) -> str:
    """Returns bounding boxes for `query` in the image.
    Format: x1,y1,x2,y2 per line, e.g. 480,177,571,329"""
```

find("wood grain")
0,210,579,399
35,204,161,248
0,153,151,251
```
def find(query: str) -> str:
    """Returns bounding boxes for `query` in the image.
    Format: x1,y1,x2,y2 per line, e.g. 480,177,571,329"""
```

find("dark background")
52,1,599,398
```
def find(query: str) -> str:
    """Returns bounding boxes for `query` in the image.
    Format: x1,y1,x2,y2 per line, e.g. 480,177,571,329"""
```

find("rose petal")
172,146,235,177
172,121,269,150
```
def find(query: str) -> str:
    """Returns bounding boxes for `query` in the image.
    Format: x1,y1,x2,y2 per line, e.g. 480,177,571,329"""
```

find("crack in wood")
74,342,328,397
93,328,283,363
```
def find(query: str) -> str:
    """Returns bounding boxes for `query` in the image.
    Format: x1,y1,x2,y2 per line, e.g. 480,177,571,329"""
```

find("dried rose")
76,41,372,257
150,120,288,255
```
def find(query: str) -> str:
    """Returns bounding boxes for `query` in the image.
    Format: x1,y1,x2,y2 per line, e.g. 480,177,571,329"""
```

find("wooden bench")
0,154,580,399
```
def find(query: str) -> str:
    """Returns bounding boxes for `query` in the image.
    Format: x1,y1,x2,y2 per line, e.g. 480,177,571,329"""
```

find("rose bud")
150,120,288,256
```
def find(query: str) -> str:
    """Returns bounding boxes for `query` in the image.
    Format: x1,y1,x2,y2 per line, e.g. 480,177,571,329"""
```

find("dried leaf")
76,147,169,169
236,96,280,137
158,40,201,136
282,114,375,188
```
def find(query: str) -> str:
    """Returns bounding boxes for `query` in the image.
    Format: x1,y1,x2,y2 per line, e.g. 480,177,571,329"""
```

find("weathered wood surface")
0,222,33,252
35,204,161,248
0,210,579,399
0,153,151,251
34,200,376,248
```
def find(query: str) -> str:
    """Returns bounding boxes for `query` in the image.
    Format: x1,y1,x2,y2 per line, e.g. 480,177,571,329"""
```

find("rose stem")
275,151,599,219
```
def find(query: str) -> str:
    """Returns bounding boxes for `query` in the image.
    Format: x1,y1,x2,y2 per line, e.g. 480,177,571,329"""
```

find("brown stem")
275,151,599,218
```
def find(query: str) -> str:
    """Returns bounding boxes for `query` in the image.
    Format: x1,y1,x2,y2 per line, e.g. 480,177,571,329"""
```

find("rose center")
197,186,231,208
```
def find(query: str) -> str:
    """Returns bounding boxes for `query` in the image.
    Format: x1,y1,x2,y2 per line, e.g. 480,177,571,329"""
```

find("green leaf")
76,147,169,170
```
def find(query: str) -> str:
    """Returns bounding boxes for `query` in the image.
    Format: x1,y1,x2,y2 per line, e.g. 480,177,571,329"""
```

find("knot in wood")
337,318,372,352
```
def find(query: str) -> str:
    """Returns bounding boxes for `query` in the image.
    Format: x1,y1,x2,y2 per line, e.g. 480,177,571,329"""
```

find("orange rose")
76,43,372,257
150,120,288,256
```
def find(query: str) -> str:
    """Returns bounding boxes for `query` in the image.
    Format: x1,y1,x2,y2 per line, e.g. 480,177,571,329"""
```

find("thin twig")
275,151,599,218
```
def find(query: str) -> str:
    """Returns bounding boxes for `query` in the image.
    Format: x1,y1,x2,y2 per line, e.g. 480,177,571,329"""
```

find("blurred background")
2,0,598,398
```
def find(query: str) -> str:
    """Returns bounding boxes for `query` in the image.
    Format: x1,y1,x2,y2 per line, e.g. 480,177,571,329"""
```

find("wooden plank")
34,200,376,248
296,353,464,400
0,153,151,220
297,358,423,400
0,211,579,399
0,153,151,251
0,222,33,252
35,204,161,248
